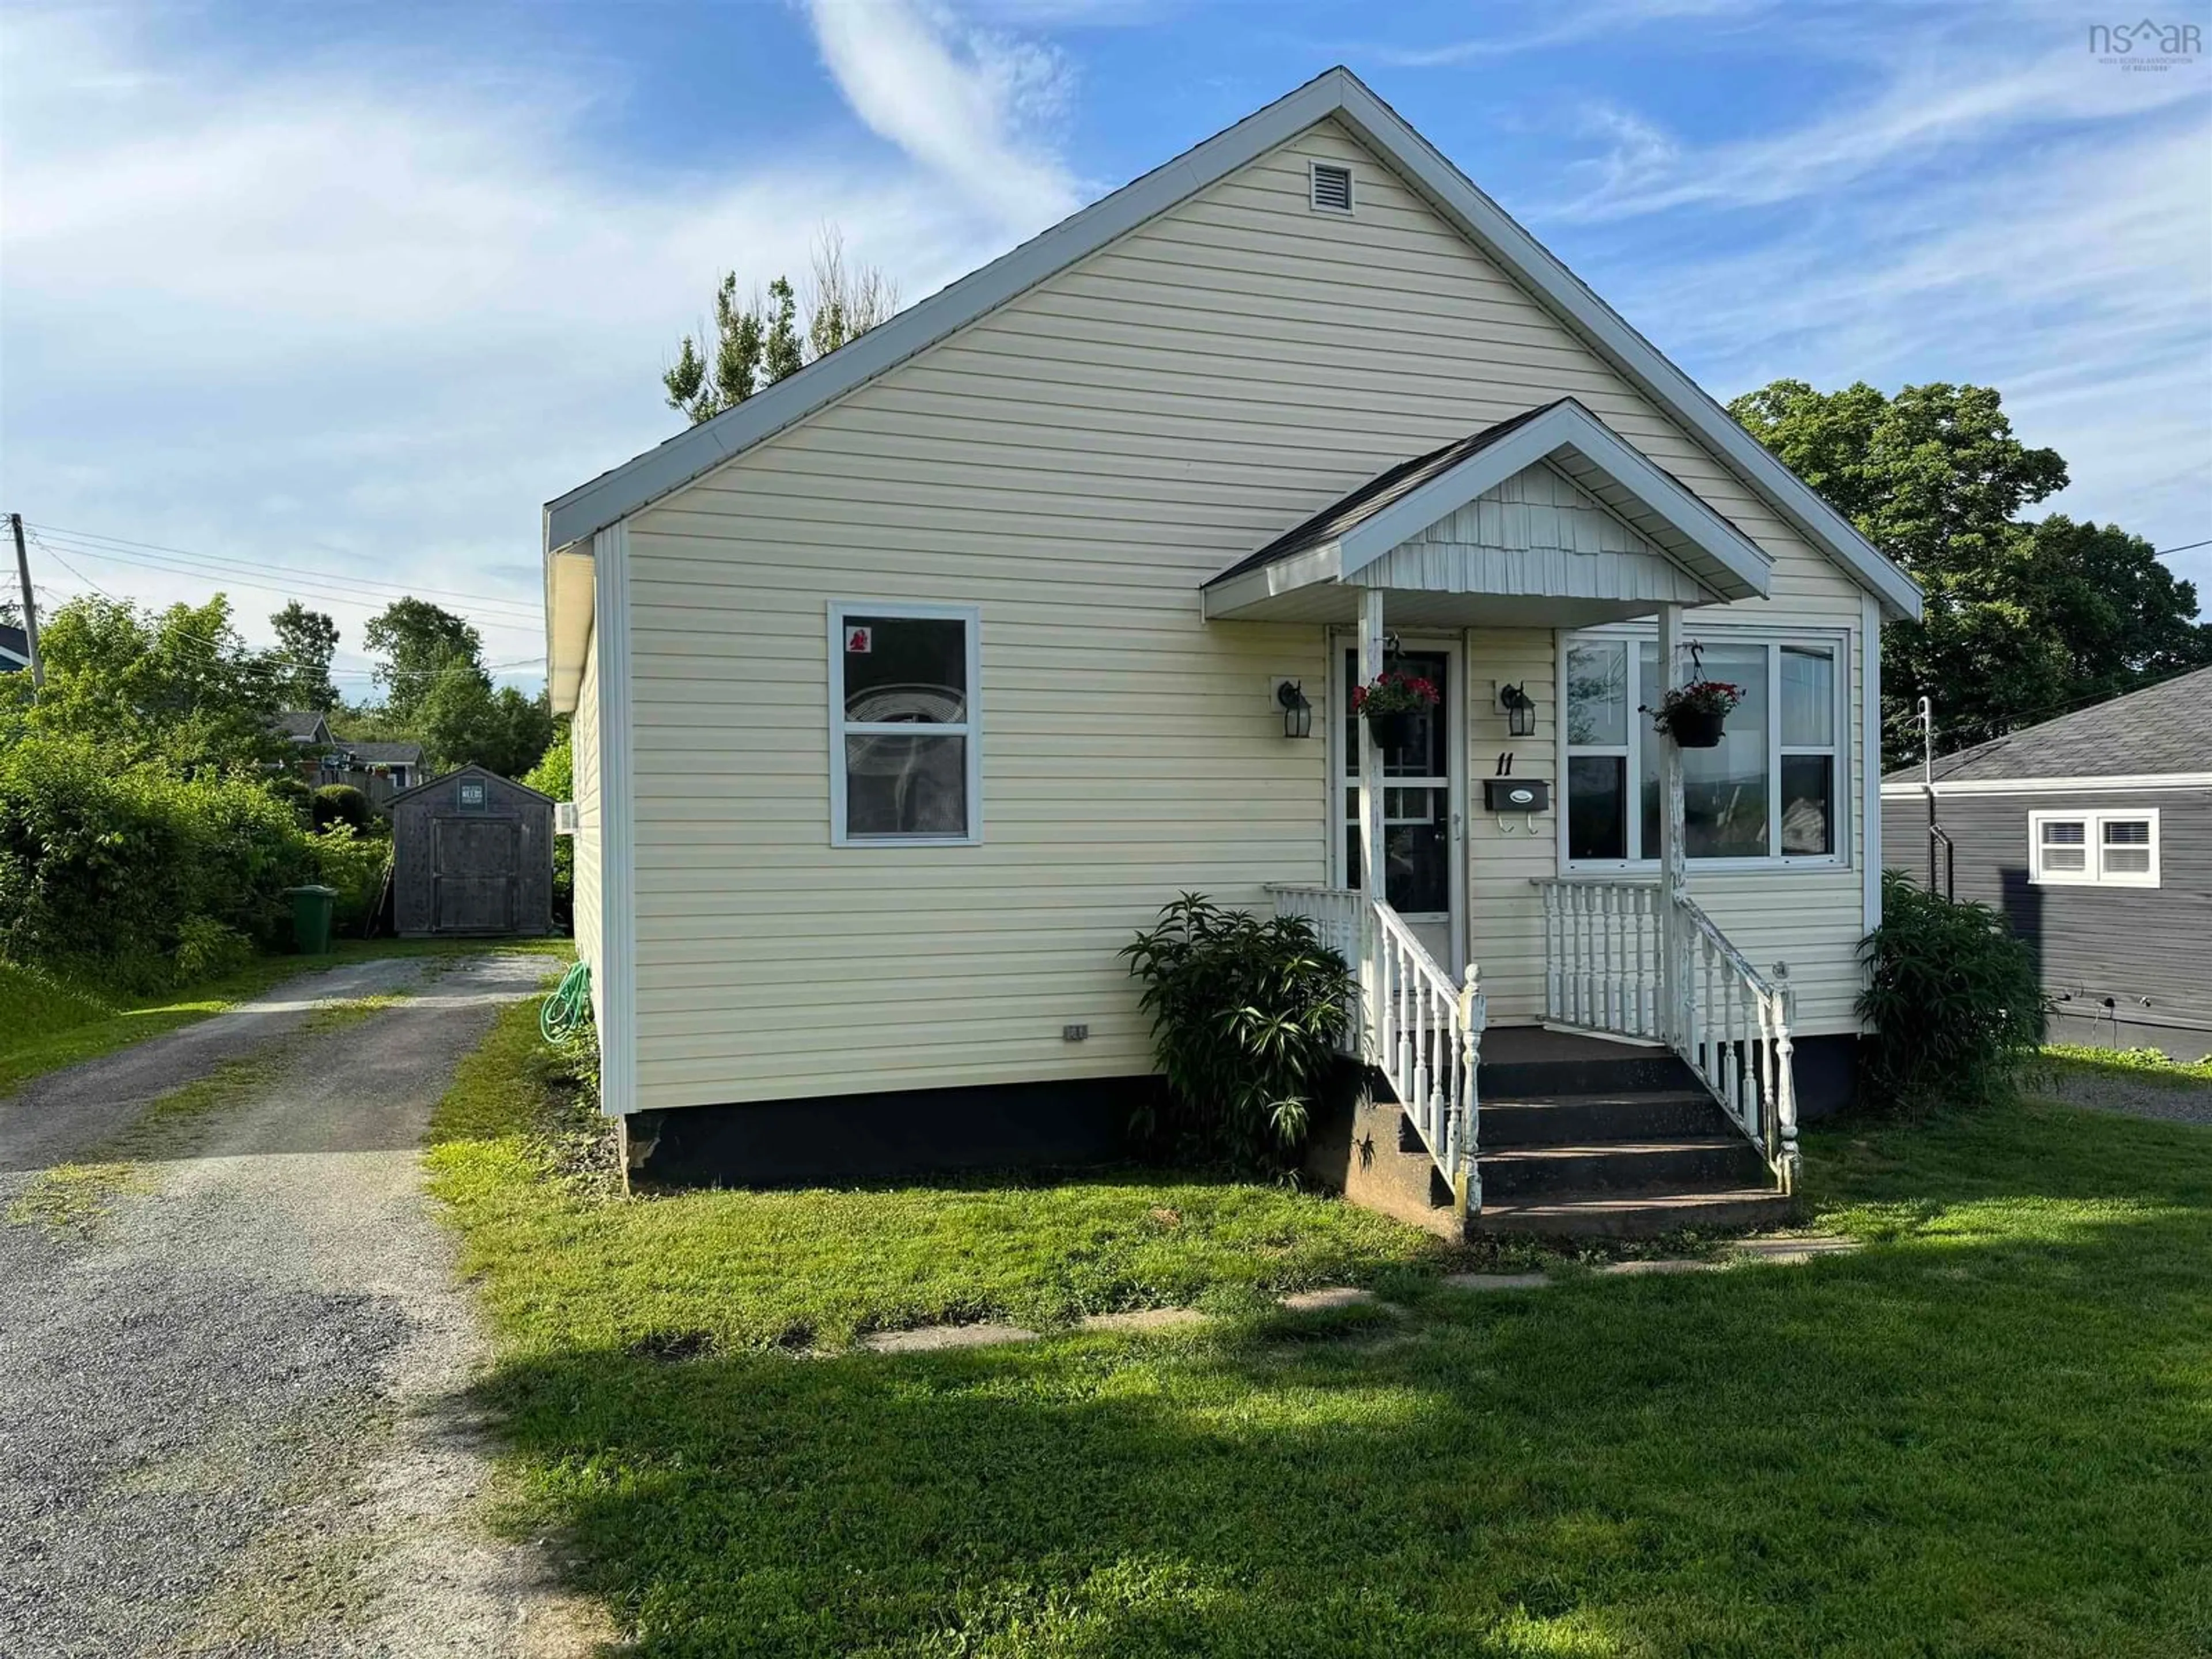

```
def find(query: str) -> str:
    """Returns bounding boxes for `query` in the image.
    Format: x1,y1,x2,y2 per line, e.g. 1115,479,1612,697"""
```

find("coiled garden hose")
541,959,593,1043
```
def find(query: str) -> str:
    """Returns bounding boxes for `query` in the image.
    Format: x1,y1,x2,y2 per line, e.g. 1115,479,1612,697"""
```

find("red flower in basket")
1351,672,1440,717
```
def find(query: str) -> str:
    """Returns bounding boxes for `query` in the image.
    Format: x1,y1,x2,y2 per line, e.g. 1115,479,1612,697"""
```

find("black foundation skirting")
1789,1033,1860,1122
624,1075,1152,1188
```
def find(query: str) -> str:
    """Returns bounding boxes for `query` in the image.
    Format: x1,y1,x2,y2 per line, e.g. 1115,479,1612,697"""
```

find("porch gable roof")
1202,399,1773,621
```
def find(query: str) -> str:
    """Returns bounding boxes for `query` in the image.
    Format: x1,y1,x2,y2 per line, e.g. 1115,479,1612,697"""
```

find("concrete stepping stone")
858,1322,1037,1354
1442,1271,1552,1291
1279,1286,1379,1312
1078,1307,1211,1334
1595,1257,1719,1277
1729,1234,1859,1264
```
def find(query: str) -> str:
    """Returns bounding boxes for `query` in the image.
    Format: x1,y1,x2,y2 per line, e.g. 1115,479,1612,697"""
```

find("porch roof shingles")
1207,401,1567,587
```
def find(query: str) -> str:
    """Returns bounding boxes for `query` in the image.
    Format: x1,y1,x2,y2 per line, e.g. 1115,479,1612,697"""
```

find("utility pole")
8,512,43,692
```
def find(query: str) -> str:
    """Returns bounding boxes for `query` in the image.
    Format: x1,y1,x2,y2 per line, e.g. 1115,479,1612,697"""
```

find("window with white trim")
1562,628,1848,867
2029,809,2158,887
828,603,981,846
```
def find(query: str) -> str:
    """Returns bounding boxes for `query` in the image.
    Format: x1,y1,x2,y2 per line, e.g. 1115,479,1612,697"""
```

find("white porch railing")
1267,885,1487,1207
1679,896,1800,1187
1533,877,1800,1191
1536,878,1662,1039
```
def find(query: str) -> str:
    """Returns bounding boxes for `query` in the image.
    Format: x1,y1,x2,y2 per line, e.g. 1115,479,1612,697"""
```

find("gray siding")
1881,787,2212,1056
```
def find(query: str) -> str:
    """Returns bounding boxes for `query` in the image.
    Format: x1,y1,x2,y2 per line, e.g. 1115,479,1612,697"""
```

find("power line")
32,521,546,616
2156,538,2211,556
25,529,539,684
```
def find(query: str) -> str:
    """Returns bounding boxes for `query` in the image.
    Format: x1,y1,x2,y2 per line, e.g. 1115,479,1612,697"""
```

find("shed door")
431,817,518,934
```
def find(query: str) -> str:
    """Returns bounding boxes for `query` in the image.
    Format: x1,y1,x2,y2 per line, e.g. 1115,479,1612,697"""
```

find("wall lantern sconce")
1277,679,1313,739
1499,681,1537,738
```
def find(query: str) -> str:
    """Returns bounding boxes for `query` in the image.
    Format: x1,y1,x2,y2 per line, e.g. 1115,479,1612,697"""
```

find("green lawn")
432,1003,2212,1657
0,937,575,1099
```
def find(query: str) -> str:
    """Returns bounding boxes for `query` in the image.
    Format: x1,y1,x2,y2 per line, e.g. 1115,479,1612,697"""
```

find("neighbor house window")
828,602,982,846
1563,629,1847,866
2030,809,2158,888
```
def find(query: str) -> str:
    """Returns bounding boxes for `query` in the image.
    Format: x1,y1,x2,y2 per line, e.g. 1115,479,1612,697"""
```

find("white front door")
1332,635,1466,975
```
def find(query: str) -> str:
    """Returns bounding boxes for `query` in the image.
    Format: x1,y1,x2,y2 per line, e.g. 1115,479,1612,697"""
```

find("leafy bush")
522,729,573,926
310,824,391,937
266,775,314,820
173,916,254,981
313,783,372,833
1858,870,2047,1112
0,734,315,990
1123,893,1355,1169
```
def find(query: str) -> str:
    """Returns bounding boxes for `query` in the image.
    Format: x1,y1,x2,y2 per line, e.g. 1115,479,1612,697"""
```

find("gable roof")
0,623,29,669
1884,666,2212,787
543,67,1920,623
273,710,329,740
385,760,553,807
1203,397,1770,606
344,740,424,766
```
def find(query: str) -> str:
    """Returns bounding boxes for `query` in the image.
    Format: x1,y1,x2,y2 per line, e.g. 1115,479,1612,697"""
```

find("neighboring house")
340,741,424,793
1,623,31,673
543,70,1921,1228
1882,667,2212,1060
273,713,426,798
274,710,335,747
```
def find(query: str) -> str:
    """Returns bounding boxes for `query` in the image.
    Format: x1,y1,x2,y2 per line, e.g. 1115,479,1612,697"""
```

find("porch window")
828,603,982,846
1563,629,1846,868
2030,809,2158,888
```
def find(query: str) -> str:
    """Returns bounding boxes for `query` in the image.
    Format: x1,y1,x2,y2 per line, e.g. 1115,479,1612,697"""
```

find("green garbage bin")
284,884,338,955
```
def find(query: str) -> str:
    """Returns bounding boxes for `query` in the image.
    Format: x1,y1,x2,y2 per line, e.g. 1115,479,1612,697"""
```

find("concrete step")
1477,1135,1770,1199
1476,1187,1796,1238
1479,1090,1725,1147
1478,1049,1699,1100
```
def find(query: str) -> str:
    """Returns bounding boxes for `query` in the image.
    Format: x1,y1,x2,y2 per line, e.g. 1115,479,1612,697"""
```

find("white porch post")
1656,602,1688,1047
1358,589,1387,1041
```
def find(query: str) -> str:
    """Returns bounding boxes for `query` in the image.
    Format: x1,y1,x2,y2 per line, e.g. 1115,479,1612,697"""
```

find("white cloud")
1589,113,2212,590
0,3,1079,690
806,0,1081,232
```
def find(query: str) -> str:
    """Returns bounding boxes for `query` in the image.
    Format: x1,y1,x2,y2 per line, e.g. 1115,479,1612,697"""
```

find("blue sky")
4,0,2207,695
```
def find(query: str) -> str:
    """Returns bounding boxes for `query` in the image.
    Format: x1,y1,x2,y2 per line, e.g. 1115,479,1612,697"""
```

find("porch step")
1480,1090,1721,1147
1477,1135,1770,1200
1477,1044,1698,1100
1476,1187,1796,1238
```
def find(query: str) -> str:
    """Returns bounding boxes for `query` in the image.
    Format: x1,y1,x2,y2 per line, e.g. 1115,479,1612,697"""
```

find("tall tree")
414,657,555,778
1729,379,2212,763
268,601,340,711
662,228,898,426
362,597,482,721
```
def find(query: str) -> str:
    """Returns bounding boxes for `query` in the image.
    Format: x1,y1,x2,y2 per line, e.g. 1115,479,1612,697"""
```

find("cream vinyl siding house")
546,69,1916,1203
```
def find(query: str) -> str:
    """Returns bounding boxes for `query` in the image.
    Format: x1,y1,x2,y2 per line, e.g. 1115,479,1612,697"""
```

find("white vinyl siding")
618,118,1878,1109
571,620,604,1022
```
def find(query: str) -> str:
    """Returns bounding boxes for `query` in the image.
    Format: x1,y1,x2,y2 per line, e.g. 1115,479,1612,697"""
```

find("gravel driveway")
0,952,605,1658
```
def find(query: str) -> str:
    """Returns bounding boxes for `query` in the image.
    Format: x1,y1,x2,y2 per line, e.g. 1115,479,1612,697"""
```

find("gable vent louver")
1309,162,1353,214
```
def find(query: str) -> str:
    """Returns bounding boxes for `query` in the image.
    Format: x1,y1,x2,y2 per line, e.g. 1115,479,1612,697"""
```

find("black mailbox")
1483,777,1551,813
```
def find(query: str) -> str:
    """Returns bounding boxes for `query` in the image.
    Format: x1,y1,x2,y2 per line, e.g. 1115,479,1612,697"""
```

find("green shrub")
1123,893,1355,1169
522,730,573,926
0,734,315,987
1858,870,2047,1112
266,775,314,821
310,824,389,937
173,916,254,981
312,783,372,833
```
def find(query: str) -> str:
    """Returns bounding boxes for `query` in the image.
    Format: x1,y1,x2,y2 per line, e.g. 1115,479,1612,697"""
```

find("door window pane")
1566,640,1628,746
1343,650,1449,777
1781,647,1835,748
1569,755,1627,860
842,615,967,722
1780,755,1834,855
844,734,967,837
1641,643,1769,858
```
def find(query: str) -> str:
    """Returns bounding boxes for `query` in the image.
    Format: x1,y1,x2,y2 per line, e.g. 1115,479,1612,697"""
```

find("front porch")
1207,400,1807,1237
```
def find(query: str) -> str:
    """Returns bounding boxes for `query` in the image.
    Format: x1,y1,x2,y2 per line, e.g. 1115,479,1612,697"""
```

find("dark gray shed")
388,764,555,938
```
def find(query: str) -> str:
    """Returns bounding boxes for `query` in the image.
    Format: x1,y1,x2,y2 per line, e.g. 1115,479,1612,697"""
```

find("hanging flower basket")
1352,671,1440,752
1647,680,1743,749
